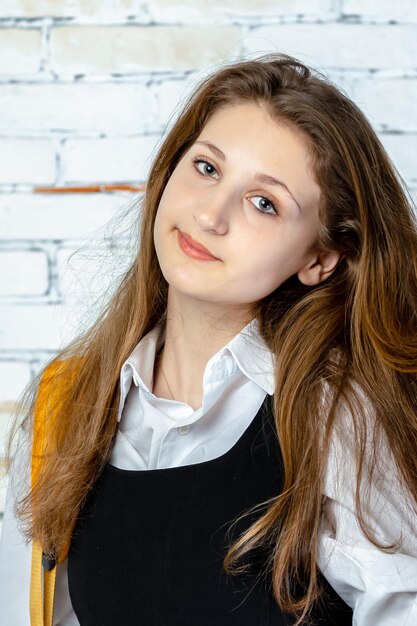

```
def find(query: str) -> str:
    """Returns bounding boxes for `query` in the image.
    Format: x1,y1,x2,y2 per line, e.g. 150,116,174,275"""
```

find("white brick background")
1,0,417,528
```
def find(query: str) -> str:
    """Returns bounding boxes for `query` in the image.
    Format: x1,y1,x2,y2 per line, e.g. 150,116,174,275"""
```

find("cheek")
154,187,176,233
153,201,171,266
235,240,307,300
230,254,285,301
153,181,185,236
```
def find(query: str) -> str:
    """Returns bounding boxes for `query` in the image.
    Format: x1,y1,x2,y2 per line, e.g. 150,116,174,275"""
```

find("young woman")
1,53,416,625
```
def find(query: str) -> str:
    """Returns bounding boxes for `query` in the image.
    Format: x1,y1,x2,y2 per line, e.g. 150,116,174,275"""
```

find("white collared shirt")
110,318,274,471
1,318,417,625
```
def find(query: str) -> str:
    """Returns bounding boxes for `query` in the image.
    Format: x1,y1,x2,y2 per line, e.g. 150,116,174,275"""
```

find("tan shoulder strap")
29,361,73,626
30,541,56,626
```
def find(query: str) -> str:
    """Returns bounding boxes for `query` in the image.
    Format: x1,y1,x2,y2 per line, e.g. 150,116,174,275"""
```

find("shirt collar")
118,317,275,421
124,323,166,392
222,317,275,395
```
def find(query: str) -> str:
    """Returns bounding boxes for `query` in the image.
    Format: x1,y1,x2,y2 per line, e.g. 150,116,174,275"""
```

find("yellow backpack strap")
29,361,72,626
30,542,56,626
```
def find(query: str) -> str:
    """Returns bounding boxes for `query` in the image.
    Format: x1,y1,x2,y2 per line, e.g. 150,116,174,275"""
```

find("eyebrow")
194,140,302,213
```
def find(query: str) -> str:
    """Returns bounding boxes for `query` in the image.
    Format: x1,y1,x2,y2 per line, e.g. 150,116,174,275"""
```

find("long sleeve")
317,395,417,625
0,424,79,626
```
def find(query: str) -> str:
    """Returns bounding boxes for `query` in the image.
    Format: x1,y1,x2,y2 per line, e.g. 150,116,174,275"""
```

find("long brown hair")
10,53,417,623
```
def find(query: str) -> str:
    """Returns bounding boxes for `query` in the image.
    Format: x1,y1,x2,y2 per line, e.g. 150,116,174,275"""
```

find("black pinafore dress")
67,394,353,625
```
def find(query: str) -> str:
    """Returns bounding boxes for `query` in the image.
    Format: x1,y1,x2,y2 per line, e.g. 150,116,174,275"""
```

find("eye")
192,157,219,178
250,195,278,216
192,157,278,216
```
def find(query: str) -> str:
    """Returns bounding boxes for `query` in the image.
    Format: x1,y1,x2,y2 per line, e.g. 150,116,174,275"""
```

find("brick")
354,79,417,131
0,83,155,135
62,135,159,183
0,362,31,405
0,28,41,75
151,76,201,132
0,304,81,351
0,251,49,296
0,192,138,240
50,25,242,74
57,245,108,302
344,0,417,22
244,24,417,69
0,0,137,18
57,244,132,303
378,134,417,185
0,139,56,185
151,0,332,21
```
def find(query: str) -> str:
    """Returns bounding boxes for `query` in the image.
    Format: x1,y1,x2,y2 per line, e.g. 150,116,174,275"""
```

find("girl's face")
154,102,336,315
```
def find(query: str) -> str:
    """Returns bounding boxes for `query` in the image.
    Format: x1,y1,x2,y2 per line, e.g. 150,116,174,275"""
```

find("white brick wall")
244,24,417,70
61,134,160,183
0,28,42,74
0,362,31,406
50,25,242,74
57,243,134,303
353,79,417,131
0,0,140,19
0,83,156,134
0,139,56,184
0,193,130,239
150,0,334,21
0,1,416,525
379,134,417,184
343,0,417,22
0,304,81,351
0,250,49,296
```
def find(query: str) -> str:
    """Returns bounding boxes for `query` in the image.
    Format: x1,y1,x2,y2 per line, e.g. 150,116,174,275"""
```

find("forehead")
199,102,309,158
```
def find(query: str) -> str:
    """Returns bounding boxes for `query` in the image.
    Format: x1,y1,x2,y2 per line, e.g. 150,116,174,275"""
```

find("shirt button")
177,425,191,435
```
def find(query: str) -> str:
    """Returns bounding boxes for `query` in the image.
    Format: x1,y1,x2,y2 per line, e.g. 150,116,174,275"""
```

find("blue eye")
192,157,278,216
250,195,278,216
193,158,218,177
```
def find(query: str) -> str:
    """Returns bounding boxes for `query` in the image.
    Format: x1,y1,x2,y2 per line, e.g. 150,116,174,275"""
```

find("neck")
152,289,255,409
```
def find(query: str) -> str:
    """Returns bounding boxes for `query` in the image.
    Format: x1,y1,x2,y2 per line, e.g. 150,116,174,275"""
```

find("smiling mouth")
177,230,220,261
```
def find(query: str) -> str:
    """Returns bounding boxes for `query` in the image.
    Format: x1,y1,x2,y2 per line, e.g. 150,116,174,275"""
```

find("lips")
178,230,220,260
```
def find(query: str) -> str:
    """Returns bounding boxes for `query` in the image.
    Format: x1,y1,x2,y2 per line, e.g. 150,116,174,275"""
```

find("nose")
193,194,230,235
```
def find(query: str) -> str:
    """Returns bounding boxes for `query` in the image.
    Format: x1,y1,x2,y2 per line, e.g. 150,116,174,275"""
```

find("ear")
297,249,341,286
